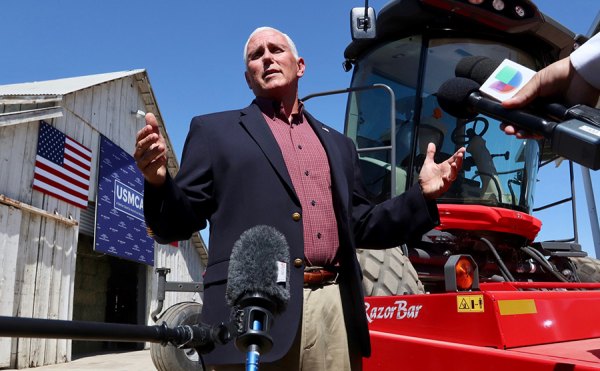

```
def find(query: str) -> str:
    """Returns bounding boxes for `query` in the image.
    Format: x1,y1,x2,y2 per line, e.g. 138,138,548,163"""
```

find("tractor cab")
338,0,589,290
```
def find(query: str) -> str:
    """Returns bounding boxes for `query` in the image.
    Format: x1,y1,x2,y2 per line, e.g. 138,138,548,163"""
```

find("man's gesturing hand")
133,112,167,187
418,143,465,199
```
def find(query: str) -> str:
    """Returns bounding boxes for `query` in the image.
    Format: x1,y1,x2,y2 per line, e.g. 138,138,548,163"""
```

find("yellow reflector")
455,256,475,290
498,299,537,315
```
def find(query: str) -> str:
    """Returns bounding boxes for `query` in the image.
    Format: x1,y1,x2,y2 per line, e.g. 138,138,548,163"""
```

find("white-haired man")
135,26,464,370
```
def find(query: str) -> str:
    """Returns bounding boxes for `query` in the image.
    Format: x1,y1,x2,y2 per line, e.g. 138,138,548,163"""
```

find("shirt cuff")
571,33,600,90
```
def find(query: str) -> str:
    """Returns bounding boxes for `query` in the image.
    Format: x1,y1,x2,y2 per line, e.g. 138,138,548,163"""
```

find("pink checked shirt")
256,98,340,267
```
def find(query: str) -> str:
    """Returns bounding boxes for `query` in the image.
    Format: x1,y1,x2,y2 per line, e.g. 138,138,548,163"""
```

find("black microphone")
436,77,600,170
437,77,557,136
225,225,291,370
455,55,600,125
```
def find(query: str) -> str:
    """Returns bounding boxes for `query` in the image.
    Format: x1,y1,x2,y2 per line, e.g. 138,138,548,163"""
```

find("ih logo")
489,65,522,93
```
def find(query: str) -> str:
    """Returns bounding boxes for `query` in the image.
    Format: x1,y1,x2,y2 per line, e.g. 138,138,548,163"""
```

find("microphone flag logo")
480,59,536,102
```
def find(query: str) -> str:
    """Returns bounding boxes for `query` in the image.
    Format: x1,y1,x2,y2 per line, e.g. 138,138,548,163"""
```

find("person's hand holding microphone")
501,36,600,138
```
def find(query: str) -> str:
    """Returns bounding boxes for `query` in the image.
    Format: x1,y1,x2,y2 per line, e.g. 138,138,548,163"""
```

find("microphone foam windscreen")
455,56,487,80
225,225,291,312
470,58,501,85
455,56,501,84
436,77,481,119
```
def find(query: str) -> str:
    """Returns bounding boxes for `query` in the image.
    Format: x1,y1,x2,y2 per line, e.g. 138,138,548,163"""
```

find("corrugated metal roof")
0,69,145,97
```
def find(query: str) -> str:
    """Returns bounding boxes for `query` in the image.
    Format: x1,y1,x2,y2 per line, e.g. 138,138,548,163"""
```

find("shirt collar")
255,97,305,125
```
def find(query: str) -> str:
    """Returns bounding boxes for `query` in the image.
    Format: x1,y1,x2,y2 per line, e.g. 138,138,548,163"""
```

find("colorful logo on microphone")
489,65,523,93
480,59,536,102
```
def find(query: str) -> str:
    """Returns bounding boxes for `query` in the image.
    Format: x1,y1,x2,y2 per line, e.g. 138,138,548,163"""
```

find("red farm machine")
316,0,600,369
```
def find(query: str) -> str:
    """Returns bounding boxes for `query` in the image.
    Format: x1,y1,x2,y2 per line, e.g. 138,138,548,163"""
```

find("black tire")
570,256,600,282
150,302,204,371
357,247,425,296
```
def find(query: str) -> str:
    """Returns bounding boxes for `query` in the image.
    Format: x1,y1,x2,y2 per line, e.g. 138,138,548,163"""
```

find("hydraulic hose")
479,237,515,282
520,246,570,283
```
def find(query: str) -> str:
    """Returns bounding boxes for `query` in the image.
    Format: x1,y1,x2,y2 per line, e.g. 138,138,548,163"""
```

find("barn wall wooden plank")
60,225,77,362
111,79,123,144
72,88,95,200
0,205,22,368
7,124,28,200
29,204,57,366
19,121,39,204
0,124,16,197
15,210,42,368
43,219,66,365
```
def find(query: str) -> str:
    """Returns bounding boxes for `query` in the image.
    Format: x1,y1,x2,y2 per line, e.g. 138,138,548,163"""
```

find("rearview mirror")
351,7,376,40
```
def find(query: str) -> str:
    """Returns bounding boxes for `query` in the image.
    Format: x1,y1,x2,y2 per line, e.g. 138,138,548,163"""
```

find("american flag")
33,121,92,208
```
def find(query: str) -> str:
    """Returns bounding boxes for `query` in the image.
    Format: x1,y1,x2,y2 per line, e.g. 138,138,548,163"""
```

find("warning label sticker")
457,295,484,313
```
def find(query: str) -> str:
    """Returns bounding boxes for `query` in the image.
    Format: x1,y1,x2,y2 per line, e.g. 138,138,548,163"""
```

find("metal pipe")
581,166,600,258
302,84,397,196
151,268,169,322
570,161,579,243
0,316,168,343
0,315,230,350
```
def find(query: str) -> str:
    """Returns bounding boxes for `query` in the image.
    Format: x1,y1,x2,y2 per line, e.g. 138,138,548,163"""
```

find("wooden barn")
0,70,207,368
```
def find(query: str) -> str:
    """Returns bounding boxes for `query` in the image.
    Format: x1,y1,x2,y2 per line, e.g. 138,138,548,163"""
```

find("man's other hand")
418,143,465,199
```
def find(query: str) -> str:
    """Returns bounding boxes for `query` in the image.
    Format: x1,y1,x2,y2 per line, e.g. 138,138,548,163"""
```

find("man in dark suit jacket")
135,27,464,370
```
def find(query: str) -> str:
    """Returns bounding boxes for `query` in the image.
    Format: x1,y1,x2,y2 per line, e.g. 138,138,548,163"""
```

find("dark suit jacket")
144,101,439,364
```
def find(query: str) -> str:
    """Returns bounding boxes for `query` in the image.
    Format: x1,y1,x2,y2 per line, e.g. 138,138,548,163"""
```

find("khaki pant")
209,284,361,371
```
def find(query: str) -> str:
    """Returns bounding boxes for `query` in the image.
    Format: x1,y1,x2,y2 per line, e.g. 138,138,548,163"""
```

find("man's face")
244,30,305,100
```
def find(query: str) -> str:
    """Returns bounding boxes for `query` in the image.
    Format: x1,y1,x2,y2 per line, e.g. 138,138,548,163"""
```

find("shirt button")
294,258,304,268
292,212,301,221
317,232,322,239
304,170,309,176
311,200,316,206
298,145,303,149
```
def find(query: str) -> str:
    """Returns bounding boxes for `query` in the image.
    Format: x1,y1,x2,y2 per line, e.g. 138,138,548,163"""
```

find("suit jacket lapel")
239,103,300,205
